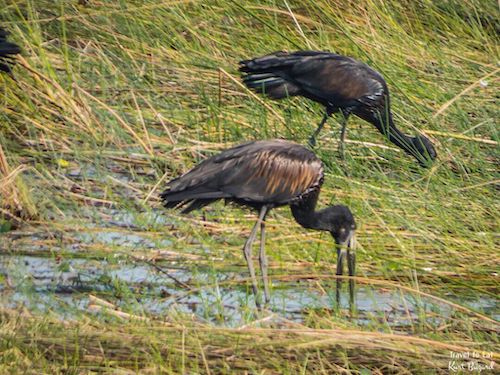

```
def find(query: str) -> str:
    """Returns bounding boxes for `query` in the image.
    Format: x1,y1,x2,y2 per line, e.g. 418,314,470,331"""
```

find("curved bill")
346,231,356,277
335,230,356,306
335,230,356,276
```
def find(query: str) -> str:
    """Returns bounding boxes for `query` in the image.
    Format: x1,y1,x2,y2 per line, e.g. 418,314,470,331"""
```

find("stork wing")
163,140,323,207
288,55,386,107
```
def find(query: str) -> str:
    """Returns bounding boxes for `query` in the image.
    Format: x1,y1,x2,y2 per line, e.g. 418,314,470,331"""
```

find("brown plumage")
239,50,437,166
163,140,323,211
161,140,356,308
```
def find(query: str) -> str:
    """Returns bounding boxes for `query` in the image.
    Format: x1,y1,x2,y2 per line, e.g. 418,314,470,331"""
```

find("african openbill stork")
239,51,437,166
0,28,21,74
161,139,356,308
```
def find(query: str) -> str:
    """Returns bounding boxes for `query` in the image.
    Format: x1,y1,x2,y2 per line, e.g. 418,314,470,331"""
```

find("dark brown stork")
160,139,356,308
239,51,437,166
0,28,21,74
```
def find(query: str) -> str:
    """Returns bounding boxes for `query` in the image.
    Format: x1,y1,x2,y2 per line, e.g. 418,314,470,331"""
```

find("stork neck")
370,112,419,157
290,190,322,230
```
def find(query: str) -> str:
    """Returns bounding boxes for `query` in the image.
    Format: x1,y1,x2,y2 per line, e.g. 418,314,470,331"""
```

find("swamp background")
0,0,498,373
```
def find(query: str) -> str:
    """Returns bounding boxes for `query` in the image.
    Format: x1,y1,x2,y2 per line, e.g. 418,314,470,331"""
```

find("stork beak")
335,230,356,306
347,230,355,249
347,231,356,307
346,231,356,277
335,230,355,276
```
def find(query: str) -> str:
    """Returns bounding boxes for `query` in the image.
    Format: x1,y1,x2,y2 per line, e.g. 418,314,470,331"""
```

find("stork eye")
339,227,346,233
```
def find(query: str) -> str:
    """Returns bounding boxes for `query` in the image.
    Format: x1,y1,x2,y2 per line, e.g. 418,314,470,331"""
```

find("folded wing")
161,140,323,213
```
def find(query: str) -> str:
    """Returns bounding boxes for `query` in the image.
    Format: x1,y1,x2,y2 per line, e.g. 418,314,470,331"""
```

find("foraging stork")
161,139,356,308
239,51,437,166
0,28,20,74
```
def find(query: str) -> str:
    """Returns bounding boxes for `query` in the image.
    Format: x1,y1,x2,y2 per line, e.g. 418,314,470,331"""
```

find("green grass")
0,0,499,373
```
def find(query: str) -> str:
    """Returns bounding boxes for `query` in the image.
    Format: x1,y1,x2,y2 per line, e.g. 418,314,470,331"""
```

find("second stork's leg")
243,205,268,308
338,110,351,159
308,112,329,147
258,216,270,305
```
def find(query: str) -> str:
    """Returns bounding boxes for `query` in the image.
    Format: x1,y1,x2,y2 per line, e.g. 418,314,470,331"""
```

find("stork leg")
242,205,267,308
335,247,345,305
258,216,270,305
308,112,329,147
338,110,351,159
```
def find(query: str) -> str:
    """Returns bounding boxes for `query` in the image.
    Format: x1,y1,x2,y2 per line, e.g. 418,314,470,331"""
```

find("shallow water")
76,231,172,249
1,251,497,327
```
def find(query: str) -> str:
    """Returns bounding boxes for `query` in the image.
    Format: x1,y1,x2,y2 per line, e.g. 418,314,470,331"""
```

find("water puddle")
75,231,172,249
1,253,497,327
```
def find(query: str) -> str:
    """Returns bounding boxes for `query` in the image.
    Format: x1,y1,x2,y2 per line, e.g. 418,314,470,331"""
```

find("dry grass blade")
433,68,499,118
143,170,170,204
0,145,36,220
74,84,154,155
424,130,498,145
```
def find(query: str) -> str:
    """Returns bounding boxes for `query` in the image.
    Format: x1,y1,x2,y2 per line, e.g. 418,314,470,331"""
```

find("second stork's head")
411,134,437,167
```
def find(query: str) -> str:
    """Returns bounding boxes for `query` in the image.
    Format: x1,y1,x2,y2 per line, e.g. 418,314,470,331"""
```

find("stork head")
317,205,356,248
411,135,437,166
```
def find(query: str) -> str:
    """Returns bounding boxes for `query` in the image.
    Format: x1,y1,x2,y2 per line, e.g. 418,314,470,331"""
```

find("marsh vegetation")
0,0,498,373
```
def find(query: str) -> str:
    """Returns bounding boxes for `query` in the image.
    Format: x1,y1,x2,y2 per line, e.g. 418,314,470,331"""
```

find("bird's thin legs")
243,221,260,307
308,112,329,147
338,110,350,159
258,219,270,305
242,205,268,308
335,247,345,305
